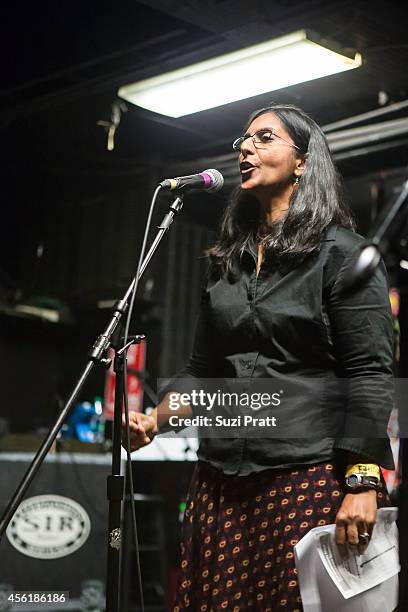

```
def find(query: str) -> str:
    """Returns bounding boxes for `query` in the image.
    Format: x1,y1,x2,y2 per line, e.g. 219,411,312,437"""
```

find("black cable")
122,184,162,612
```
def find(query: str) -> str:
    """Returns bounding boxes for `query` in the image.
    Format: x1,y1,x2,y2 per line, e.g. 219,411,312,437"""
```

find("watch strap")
345,463,381,480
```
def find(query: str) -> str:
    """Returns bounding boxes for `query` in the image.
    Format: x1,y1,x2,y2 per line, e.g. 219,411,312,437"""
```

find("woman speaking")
122,104,394,611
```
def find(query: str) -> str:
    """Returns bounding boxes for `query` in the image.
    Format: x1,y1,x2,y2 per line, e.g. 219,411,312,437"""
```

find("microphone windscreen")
203,169,224,192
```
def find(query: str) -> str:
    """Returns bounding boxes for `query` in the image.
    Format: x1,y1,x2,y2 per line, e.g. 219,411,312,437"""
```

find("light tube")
118,30,362,118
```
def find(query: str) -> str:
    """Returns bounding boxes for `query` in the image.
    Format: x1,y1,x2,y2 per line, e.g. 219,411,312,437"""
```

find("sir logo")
6,494,91,559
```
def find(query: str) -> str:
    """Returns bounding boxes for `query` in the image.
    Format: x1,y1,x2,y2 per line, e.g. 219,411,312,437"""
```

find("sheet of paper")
295,507,399,612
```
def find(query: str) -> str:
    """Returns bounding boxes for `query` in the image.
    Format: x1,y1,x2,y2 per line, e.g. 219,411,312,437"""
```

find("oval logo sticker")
6,494,91,559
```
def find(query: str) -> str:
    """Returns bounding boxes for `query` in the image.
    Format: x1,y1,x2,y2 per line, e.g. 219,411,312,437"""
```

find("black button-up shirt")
163,225,394,474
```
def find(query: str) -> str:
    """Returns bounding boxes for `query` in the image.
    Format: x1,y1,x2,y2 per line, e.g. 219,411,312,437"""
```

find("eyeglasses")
232,128,299,153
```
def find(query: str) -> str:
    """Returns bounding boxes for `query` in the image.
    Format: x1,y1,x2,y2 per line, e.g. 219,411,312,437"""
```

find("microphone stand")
0,193,185,612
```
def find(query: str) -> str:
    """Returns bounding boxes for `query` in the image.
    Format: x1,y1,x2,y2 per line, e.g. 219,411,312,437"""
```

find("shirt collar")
241,224,338,274
322,225,338,241
243,224,338,251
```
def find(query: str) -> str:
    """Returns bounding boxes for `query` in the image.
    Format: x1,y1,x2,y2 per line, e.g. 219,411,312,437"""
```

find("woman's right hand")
121,411,158,452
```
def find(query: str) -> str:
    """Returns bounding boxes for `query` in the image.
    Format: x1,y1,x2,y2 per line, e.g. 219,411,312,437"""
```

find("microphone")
160,168,224,193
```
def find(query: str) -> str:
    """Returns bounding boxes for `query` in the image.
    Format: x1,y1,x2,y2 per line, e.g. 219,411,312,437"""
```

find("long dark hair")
207,104,355,279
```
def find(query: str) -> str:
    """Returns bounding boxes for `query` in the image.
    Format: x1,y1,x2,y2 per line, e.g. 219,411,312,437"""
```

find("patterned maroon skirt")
173,460,389,612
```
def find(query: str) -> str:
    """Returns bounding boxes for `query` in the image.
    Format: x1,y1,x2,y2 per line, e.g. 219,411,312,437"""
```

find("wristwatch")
345,473,382,492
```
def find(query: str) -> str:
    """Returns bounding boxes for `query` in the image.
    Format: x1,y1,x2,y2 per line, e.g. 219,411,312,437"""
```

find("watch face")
347,474,360,487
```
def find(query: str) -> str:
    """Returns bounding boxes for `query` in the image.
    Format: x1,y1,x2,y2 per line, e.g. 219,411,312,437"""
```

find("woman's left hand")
335,489,377,556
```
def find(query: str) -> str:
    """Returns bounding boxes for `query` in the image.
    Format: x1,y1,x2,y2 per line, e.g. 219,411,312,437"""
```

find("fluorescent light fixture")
118,30,362,118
